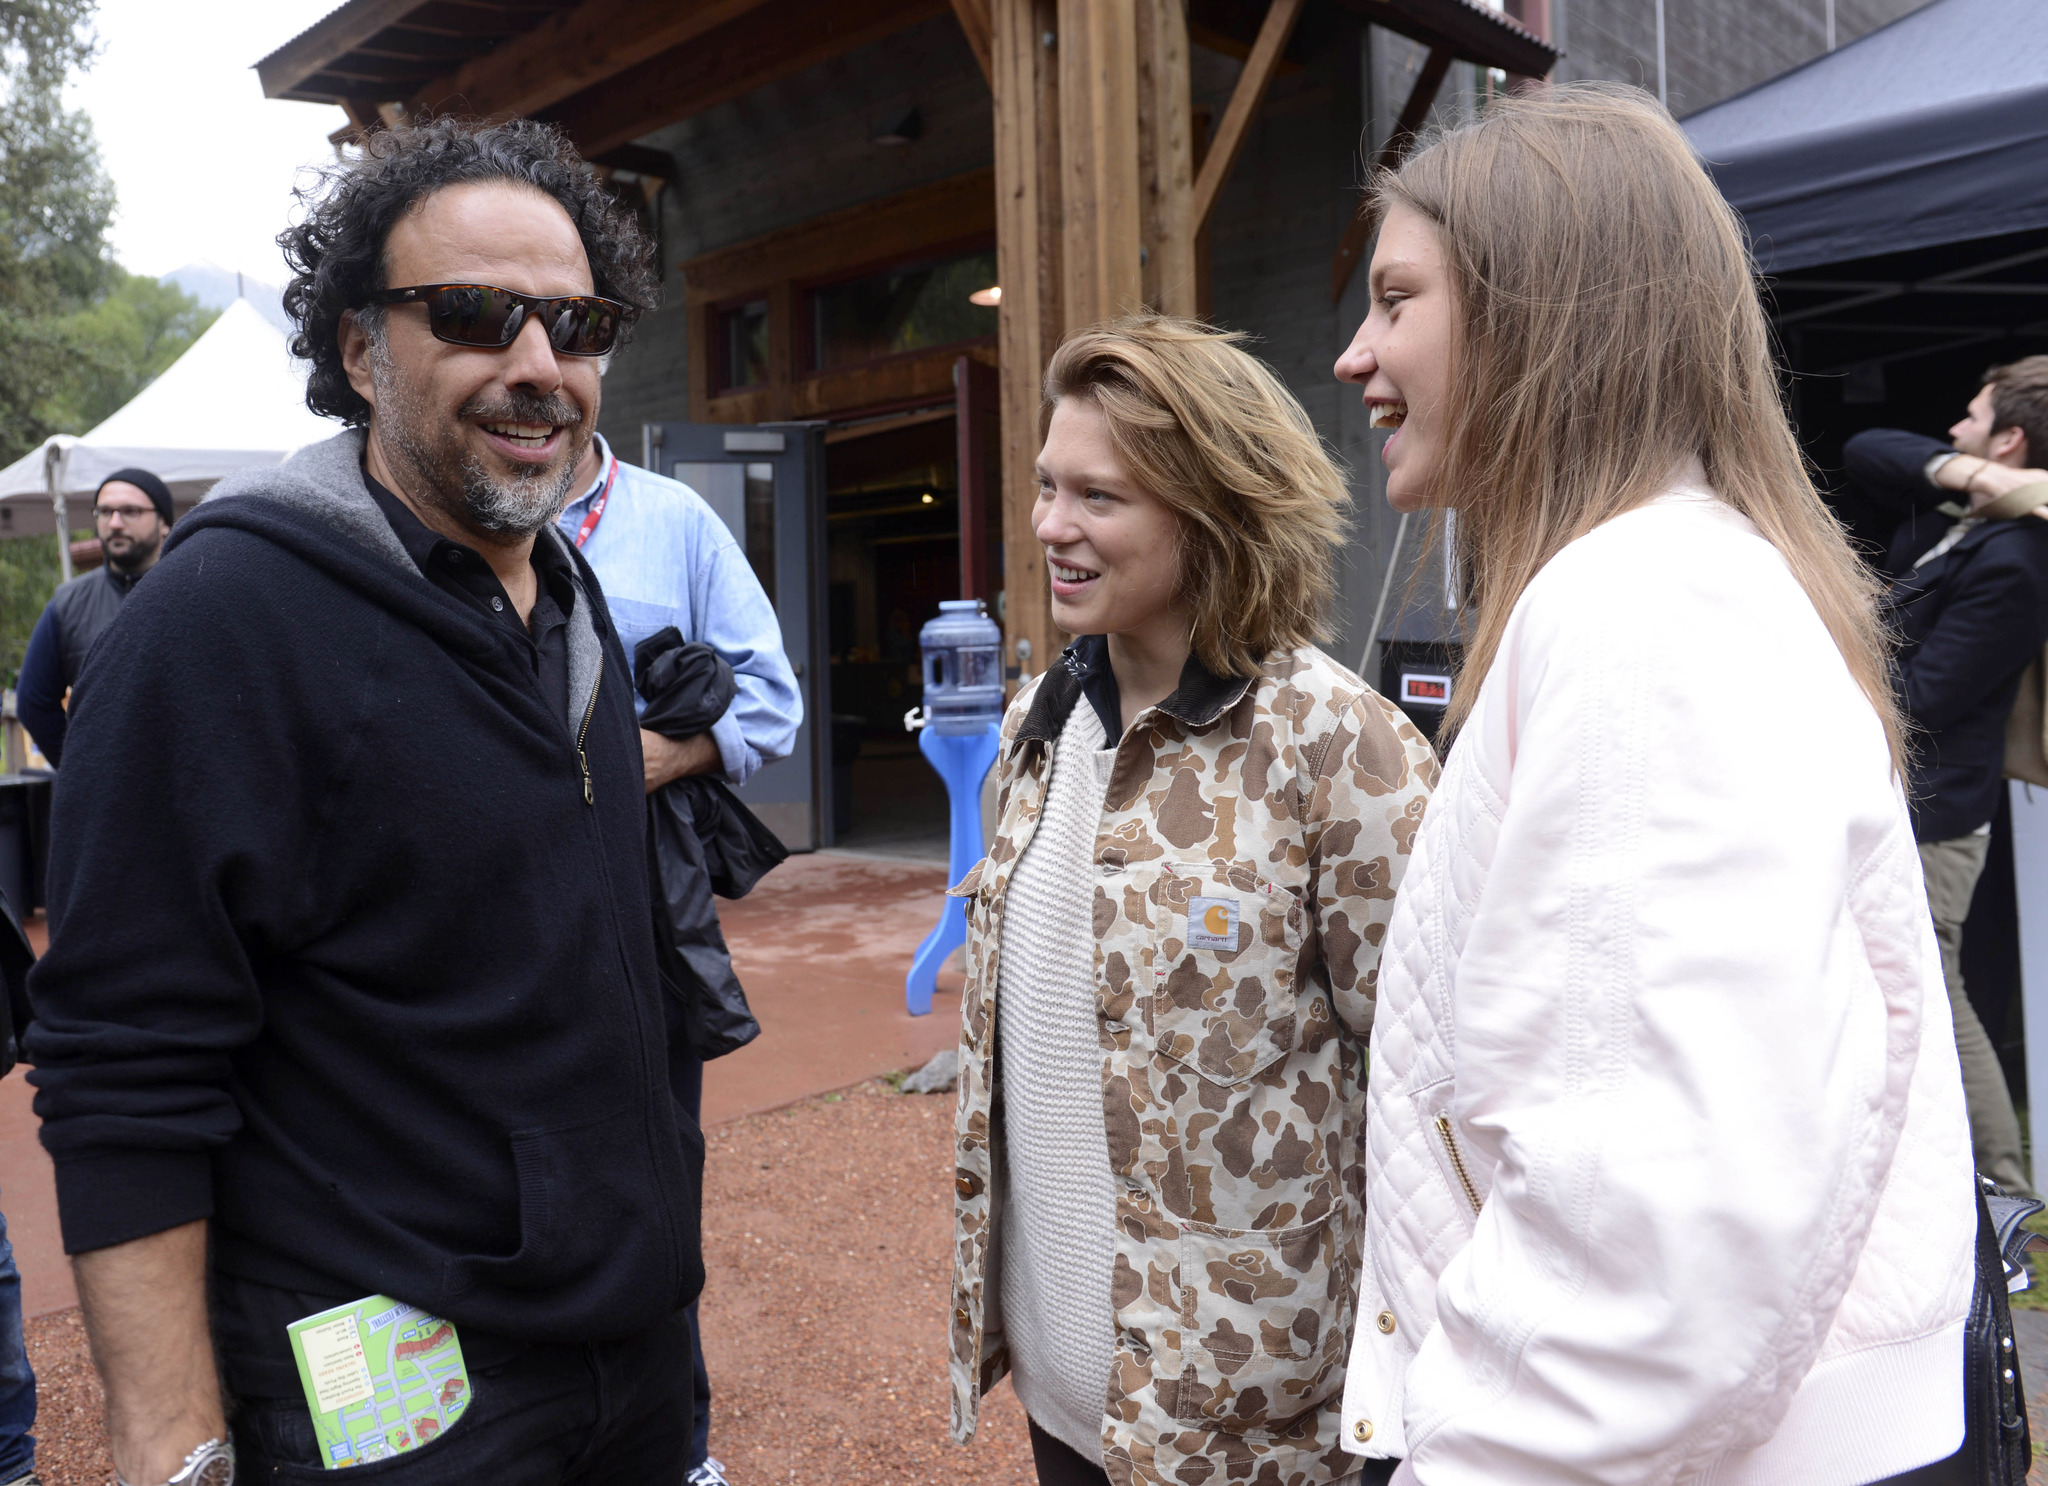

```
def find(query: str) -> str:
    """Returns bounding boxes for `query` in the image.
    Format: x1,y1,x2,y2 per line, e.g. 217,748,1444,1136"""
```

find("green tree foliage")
0,1,119,690
0,0,112,469
40,268,216,433
0,532,60,685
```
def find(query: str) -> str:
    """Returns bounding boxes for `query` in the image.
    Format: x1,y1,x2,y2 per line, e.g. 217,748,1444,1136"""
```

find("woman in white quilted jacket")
1331,84,1978,1485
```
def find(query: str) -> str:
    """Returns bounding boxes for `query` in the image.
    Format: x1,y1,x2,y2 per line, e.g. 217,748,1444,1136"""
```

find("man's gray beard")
368,336,582,537
449,447,577,535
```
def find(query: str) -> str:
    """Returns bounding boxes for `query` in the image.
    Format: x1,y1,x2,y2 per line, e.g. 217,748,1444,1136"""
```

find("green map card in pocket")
286,1295,472,1469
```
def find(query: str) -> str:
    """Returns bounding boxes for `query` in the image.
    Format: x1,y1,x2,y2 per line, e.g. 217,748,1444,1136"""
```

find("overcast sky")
66,0,349,284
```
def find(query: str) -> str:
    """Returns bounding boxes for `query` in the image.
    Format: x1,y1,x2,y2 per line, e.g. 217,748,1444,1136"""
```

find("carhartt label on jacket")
1186,896,1239,951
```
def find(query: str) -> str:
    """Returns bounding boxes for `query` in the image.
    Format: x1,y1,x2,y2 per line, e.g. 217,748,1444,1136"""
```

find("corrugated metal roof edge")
256,0,443,100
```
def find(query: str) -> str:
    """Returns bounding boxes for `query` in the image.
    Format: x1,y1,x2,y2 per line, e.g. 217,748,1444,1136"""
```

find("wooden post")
1188,0,1305,236
949,0,995,84
992,0,1064,687
991,0,1195,684
1137,0,1195,318
955,353,999,601
1058,0,1143,331
1329,46,1454,303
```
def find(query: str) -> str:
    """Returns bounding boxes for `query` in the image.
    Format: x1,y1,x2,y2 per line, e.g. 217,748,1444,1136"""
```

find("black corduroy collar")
1016,634,1254,745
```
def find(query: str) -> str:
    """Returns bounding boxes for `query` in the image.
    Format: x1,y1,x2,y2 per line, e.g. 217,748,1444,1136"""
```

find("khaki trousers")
1918,833,2036,1198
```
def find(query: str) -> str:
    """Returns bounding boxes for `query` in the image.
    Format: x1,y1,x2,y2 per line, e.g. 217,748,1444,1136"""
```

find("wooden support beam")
992,0,1064,687
542,0,946,162
1327,45,1452,303
338,97,381,132
590,143,681,181
1501,0,1551,89
330,97,382,148
1187,0,1305,236
1137,0,1195,318
408,0,771,121
330,97,406,149
1187,20,1304,73
1191,103,1214,320
1058,0,1144,330
948,0,995,84
681,167,994,304
955,354,999,600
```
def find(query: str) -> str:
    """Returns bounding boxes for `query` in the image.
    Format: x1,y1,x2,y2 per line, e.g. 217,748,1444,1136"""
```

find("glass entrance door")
642,420,830,850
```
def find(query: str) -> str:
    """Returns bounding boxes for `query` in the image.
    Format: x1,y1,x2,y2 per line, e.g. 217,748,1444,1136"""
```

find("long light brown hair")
1044,316,1350,678
1374,84,1904,767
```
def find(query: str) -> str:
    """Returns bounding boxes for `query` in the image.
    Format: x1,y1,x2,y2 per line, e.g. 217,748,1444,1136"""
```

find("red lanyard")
572,453,619,550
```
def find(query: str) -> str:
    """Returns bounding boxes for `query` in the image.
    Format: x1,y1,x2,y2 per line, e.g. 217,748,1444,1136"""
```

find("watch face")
194,1453,234,1486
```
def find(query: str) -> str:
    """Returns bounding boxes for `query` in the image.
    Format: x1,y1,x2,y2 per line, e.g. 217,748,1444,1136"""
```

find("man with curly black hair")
27,118,704,1486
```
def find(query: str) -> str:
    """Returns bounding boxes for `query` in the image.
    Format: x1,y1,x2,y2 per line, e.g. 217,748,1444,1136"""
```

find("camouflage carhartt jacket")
948,641,1438,1486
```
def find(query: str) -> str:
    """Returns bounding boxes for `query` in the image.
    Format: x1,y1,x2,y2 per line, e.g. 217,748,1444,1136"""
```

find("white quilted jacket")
1343,479,1977,1484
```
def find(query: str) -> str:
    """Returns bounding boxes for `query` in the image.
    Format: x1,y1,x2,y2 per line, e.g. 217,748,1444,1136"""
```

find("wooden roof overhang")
258,0,1554,167
260,0,1555,678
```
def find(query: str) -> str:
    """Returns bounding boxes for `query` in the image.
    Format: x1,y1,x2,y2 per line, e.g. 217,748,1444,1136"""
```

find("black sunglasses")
370,283,628,357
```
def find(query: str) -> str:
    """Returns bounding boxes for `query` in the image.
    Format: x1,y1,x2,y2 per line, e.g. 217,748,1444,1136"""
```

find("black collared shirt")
364,472,575,726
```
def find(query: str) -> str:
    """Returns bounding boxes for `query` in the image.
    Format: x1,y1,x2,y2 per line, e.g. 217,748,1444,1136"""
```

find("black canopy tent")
1707,83,2048,272
1683,0,2048,1117
1683,0,2048,498
1688,0,2048,274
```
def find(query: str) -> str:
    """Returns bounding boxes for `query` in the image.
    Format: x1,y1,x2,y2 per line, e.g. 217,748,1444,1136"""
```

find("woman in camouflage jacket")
947,317,1438,1486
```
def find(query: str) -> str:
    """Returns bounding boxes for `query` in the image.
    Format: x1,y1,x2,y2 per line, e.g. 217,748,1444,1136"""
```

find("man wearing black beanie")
17,469,175,768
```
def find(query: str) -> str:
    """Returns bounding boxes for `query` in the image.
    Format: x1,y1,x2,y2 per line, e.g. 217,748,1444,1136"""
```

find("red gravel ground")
21,1081,1034,1486
697,1081,1034,1484
25,1309,111,1485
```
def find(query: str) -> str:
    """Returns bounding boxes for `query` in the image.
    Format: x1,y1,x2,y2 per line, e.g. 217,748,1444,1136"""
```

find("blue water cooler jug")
904,599,1004,1015
918,600,1004,735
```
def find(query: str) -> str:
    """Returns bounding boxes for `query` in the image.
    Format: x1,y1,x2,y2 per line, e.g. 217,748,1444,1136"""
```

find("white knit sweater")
997,702,1119,1462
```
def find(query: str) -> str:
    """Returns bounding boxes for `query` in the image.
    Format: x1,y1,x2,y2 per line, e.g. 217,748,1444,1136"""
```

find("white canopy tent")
0,297,339,570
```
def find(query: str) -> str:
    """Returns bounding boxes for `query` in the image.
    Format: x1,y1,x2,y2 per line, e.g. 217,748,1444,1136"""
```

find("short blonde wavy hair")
1042,316,1350,679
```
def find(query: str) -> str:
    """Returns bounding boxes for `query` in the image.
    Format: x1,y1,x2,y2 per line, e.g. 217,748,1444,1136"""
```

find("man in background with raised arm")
1845,355,2048,1199
28,119,703,1485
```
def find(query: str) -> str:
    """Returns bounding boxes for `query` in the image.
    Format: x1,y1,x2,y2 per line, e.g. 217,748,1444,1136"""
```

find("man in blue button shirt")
561,436,799,789
559,431,799,1486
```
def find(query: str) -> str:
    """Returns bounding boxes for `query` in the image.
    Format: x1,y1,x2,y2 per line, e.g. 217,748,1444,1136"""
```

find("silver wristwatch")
117,1436,235,1486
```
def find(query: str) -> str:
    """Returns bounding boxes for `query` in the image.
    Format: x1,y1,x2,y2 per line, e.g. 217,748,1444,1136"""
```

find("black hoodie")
26,432,702,1381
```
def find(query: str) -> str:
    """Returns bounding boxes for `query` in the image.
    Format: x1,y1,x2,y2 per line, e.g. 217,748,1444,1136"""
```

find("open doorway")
825,407,961,861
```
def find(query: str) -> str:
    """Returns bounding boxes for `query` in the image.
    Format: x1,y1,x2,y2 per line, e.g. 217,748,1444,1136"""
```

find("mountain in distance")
162,261,292,335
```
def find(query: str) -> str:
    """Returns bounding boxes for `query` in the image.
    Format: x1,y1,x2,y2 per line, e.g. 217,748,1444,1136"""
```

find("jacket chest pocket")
1131,861,1305,1085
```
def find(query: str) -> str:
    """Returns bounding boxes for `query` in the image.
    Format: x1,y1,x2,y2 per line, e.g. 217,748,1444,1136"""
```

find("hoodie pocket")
442,1105,657,1299
1136,860,1306,1085
1174,1208,1355,1435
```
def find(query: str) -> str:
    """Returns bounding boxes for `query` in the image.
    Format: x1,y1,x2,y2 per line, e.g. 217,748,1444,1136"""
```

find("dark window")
718,300,769,389
810,249,997,372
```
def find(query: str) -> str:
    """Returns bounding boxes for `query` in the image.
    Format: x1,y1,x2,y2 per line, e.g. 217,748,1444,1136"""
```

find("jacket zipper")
1435,1114,1483,1214
575,670,600,805
569,645,686,1299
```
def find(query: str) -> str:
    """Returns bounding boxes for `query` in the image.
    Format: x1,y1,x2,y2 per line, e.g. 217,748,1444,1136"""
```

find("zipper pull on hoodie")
577,672,601,805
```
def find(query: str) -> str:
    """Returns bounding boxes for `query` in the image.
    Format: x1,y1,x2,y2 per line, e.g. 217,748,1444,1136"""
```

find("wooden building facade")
256,0,1556,847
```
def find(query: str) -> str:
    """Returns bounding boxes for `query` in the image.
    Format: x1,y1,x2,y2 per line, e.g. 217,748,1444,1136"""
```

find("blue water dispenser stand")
902,726,1000,1015
903,599,1006,1016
